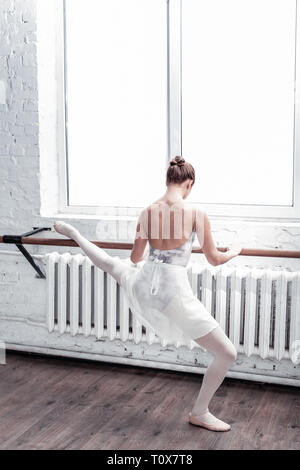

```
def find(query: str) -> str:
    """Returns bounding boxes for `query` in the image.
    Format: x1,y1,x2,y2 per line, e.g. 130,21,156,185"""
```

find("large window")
61,0,300,218
182,0,296,207
64,0,167,207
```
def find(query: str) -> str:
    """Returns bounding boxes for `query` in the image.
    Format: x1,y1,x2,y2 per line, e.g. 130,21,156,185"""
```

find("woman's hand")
226,240,243,257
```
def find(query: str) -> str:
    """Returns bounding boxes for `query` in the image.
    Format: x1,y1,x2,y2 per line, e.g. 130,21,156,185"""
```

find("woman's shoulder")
147,200,196,211
193,205,207,215
145,199,205,207
142,202,207,222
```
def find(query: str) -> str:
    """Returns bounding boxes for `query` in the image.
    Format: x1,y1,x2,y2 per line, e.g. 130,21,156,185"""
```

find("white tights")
191,326,237,426
54,222,129,285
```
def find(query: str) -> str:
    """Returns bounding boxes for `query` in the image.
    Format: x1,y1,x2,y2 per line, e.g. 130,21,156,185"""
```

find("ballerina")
54,155,242,432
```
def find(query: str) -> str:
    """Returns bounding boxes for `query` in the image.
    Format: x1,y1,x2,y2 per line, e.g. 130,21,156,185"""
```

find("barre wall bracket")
3,227,52,279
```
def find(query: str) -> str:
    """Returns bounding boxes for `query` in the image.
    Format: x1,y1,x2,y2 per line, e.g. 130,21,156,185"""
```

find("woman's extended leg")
190,326,237,431
53,221,129,285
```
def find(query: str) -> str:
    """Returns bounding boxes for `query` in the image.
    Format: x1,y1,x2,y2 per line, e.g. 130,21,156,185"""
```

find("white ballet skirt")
118,209,220,349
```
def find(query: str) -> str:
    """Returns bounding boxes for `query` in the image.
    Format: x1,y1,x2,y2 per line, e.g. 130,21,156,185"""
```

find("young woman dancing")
54,156,242,432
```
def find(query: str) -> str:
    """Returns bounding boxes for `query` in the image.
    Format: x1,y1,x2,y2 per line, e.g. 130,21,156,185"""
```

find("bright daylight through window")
183,0,296,206
65,0,167,207
65,0,297,210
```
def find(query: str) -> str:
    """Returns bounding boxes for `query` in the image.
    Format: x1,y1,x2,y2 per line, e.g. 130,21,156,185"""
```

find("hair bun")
170,156,185,167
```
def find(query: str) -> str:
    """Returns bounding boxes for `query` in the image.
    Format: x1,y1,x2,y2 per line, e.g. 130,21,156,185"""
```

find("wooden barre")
1,235,300,258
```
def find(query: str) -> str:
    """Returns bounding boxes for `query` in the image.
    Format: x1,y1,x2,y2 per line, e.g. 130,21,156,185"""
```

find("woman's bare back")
141,200,197,251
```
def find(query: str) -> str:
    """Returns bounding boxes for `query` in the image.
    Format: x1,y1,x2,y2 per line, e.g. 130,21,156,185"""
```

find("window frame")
57,0,300,220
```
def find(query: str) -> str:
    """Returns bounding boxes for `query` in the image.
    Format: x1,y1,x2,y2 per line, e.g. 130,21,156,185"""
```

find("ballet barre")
1,227,300,279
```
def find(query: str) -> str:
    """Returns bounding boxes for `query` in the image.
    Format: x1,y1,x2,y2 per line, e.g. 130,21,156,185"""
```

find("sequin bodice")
147,229,196,267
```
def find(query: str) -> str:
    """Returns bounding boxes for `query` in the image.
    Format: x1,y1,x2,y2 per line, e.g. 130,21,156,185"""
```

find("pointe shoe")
53,221,78,239
188,411,231,432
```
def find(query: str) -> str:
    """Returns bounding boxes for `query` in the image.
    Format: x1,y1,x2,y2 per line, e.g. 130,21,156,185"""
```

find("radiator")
46,252,157,346
45,252,300,362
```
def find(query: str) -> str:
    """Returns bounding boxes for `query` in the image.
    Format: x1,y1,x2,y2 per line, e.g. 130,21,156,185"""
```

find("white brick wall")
0,0,300,326
0,0,40,237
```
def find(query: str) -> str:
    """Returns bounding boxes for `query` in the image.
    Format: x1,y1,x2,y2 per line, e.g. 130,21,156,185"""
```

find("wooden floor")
0,352,299,450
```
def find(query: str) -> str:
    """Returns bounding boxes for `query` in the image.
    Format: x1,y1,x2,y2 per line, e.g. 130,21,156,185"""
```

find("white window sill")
49,212,138,222
45,212,300,228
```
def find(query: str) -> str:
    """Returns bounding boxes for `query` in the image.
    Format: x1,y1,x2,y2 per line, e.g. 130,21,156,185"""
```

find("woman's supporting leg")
53,221,129,285
190,326,237,430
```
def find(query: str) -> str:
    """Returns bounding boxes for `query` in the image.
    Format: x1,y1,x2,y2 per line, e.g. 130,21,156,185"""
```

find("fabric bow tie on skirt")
150,258,164,295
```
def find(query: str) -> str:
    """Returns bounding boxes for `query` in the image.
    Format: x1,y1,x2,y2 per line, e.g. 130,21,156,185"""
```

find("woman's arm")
130,209,149,264
197,211,242,266
130,239,149,264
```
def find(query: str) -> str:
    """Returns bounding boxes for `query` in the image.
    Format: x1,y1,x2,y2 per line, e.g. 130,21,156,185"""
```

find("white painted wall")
0,0,300,329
